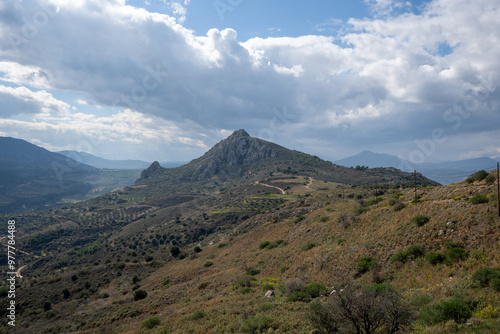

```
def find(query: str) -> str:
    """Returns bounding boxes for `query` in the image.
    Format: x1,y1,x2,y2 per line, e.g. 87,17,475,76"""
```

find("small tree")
170,246,180,257
43,301,52,312
309,278,415,334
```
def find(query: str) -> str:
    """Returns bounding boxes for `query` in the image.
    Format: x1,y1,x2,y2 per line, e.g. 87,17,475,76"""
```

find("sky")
0,0,499,164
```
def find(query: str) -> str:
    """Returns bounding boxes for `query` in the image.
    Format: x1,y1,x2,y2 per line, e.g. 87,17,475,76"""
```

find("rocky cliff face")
140,161,163,179
190,129,280,180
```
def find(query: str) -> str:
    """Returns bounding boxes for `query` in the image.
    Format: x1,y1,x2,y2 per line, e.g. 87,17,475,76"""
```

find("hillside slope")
2,172,498,333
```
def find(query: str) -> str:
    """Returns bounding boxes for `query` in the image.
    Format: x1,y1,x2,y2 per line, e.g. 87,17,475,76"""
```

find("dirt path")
16,265,27,278
304,177,315,191
254,181,286,195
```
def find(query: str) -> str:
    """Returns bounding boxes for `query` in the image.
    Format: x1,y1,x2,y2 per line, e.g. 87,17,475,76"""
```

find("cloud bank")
0,0,498,162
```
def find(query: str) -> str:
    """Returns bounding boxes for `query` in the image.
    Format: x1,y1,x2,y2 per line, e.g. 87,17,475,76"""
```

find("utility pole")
414,170,417,203
497,162,499,217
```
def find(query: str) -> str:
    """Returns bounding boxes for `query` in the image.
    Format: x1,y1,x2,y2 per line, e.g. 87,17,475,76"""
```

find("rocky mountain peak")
227,129,250,139
190,129,279,180
140,161,162,179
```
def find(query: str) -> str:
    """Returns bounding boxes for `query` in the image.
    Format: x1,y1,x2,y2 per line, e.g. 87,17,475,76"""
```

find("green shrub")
193,245,202,253
286,291,311,302
393,202,406,212
241,315,273,333
337,238,346,245
485,174,496,185
191,311,206,320
266,242,278,249
293,216,305,223
217,242,228,248
390,251,408,263
354,206,369,215
446,247,468,262
258,302,274,312
262,284,274,291
412,215,430,227
491,278,500,292
203,261,214,267
133,289,147,301
469,195,489,204
248,268,261,276
280,266,289,273
474,170,489,182
444,241,461,249
367,197,384,206
319,216,330,222
303,283,327,298
302,242,316,251
406,245,425,258
472,267,500,287
114,262,126,270
391,246,425,264
410,294,433,309
141,316,161,329
356,257,377,274
426,252,445,265
239,287,254,294
99,292,110,299
420,295,474,324
259,241,270,249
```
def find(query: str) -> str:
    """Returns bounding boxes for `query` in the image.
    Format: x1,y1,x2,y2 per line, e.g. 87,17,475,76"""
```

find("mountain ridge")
137,130,437,189
0,137,146,213
335,150,499,184
57,150,152,169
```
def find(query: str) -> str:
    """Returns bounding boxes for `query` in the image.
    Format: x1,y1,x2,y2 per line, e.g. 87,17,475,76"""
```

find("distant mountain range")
58,150,151,169
334,150,499,185
0,137,96,213
57,150,186,169
0,137,159,213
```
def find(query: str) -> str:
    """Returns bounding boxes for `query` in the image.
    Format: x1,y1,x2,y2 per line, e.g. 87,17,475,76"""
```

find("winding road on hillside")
254,181,286,195
304,177,315,191
1,236,30,279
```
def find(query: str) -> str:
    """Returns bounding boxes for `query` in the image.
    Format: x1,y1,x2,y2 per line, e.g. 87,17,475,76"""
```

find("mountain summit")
189,129,280,180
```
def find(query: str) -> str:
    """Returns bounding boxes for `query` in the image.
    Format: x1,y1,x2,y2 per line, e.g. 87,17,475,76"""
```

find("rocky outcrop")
190,129,280,181
140,161,163,179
